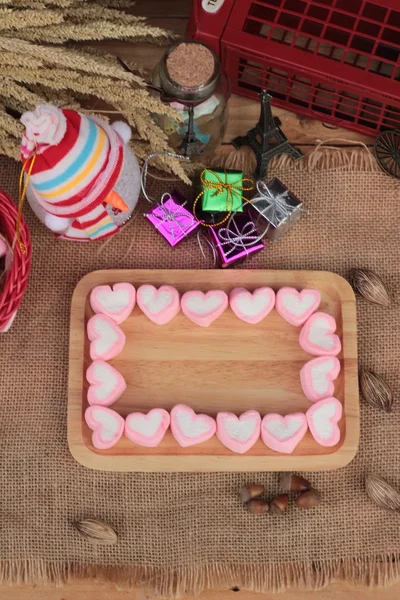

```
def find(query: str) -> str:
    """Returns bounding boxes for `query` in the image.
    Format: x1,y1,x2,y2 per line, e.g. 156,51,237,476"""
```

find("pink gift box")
145,194,200,247
209,211,265,268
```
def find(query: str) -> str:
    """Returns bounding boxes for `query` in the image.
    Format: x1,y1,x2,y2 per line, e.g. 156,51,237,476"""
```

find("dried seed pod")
365,474,400,512
269,494,289,516
239,484,265,503
360,368,393,413
280,473,311,492
73,518,118,545
246,499,269,514
350,269,390,307
295,489,321,509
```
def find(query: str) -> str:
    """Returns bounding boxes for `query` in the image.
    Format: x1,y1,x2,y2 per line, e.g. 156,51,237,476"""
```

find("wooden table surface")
3,1,396,598
1,582,399,600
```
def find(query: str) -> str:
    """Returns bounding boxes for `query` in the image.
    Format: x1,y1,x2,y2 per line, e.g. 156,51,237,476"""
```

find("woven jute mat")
1,147,400,596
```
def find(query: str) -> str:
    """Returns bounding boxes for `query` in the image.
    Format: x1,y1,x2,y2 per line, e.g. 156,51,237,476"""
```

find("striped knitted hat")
20,104,124,219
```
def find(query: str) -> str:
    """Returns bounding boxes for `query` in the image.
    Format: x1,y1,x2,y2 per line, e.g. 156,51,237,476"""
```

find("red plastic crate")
187,0,400,136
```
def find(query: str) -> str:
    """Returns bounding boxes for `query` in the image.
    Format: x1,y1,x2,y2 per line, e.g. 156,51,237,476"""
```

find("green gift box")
200,169,247,213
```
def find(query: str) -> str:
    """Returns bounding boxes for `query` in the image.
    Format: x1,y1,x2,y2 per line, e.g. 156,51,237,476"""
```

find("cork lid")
166,43,215,88
160,41,220,102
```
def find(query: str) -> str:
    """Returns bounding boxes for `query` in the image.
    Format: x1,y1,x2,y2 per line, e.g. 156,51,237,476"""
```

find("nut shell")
366,474,400,512
350,269,390,307
73,518,118,545
269,494,289,515
360,368,393,413
246,499,269,514
295,489,321,509
280,473,311,492
239,485,265,503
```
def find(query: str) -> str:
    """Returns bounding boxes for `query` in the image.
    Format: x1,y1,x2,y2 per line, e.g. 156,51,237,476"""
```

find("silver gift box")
250,177,302,242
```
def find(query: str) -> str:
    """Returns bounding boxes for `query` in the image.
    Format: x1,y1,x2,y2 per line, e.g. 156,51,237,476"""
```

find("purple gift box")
145,194,200,247
209,211,265,268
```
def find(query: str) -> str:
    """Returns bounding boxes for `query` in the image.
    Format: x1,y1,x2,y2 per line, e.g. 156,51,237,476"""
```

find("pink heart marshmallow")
181,290,228,327
90,283,135,324
137,284,180,325
261,413,308,454
299,312,341,356
216,410,261,453
85,406,124,450
125,409,170,447
86,360,126,406
300,356,341,403
229,287,275,324
275,287,321,327
170,404,216,447
87,314,126,361
306,397,343,447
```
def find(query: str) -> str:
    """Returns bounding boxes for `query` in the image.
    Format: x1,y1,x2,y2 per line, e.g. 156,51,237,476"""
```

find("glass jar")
152,41,230,159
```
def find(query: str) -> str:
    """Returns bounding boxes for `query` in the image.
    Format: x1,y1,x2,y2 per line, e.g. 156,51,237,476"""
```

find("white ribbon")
140,152,190,205
141,152,193,241
250,180,293,228
217,218,261,257
147,193,196,241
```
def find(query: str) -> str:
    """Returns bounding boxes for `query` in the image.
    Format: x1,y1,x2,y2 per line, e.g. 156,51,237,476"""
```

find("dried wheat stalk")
0,0,189,182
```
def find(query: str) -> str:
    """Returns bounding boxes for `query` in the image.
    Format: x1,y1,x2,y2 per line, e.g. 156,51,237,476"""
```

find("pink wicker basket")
0,190,31,332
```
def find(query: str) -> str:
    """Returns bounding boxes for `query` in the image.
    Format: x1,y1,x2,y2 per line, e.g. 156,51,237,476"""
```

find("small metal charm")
232,90,303,179
375,129,400,179
178,105,204,157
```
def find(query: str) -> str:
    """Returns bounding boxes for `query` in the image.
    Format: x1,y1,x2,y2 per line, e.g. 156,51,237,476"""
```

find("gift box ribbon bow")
200,169,254,210
251,180,296,228
193,169,255,227
146,193,196,241
217,218,261,257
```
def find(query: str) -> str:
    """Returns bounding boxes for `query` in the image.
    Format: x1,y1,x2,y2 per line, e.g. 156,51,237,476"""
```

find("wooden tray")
68,269,359,472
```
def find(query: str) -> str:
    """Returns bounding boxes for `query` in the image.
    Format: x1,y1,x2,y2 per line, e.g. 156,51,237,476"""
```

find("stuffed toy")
21,104,140,241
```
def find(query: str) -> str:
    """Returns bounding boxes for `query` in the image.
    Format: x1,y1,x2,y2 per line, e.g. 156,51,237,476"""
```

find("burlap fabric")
1,148,400,596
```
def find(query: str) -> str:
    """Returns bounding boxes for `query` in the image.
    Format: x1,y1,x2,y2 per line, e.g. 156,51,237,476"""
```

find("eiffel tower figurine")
232,90,303,178
178,105,204,157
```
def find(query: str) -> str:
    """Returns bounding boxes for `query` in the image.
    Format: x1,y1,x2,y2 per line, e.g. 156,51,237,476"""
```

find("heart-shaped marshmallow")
275,287,321,327
306,397,342,447
125,409,170,447
137,285,180,325
261,413,308,454
85,406,124,450
229,287,275,324
216,410,261,454
87,314,126,361
86,360,126,406
299,312,341,356
170,404,216,447
90,283,135,324
181,290,228,327
300,356,341,403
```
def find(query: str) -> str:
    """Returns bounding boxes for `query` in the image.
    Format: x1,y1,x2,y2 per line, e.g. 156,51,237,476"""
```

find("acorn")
269,494,289,516
280,473,312,493
246,499,269,514
239,485,265,503
295,489,321,509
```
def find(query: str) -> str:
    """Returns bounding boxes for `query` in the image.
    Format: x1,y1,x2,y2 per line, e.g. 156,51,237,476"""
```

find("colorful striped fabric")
28,110,109,207
21,105,126,242
60,205,119,241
